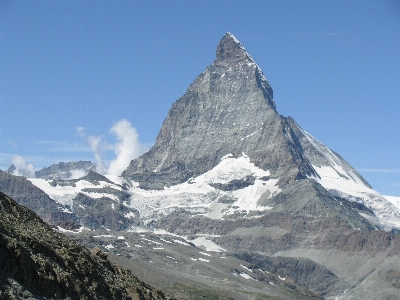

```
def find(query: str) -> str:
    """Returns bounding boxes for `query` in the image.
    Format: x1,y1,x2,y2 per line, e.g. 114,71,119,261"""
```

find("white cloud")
10,155,35,177
76,127,110,174
87,135,108,174
67,169,87,180
77,119,147,175
107,119,146,175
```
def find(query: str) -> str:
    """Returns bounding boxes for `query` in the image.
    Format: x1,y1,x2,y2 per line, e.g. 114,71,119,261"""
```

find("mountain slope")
0,169,78,227
123,32,317,189
0,191,170,299
287,117,400,230
120,32,400,231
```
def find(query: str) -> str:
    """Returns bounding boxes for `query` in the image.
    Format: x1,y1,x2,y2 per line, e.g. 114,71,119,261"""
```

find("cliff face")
0,170,78,226
123,33,317,189
0,191,170,300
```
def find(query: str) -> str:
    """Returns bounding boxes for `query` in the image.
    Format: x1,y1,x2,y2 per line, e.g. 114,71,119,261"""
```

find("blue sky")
1,0,399,195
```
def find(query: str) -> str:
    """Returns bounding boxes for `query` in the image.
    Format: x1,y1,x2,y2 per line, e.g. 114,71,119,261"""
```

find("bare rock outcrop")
0,191,171,300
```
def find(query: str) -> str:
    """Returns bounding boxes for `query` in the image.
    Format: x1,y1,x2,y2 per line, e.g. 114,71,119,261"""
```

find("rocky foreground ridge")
0,191,170,300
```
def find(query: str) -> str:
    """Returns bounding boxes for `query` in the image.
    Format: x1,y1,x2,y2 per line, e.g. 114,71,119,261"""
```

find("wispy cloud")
107,119,147,176
0,152,94,173
357,169,400,173
9,155,35,177
77,119,148,175
36,140,91,152
1,119,147,177
76,128,111,174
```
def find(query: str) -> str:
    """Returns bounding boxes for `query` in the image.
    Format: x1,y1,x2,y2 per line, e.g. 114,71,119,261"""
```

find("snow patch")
124,212,136,219
299,125,400,230
28,178,123,207
312,165,400,230
104,244,114,250
57,226,86,233
239,273,253,280
240,264,253,273
190,236,226,252
141,238,162,245
173,239,191,246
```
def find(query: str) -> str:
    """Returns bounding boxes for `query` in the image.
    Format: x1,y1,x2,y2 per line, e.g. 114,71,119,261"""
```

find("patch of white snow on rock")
125,153,279,223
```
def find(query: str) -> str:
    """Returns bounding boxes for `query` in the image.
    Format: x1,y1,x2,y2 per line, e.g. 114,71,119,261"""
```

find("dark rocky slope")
0,170,77,227
0,191,170,299
0,170,139,231
233,252,341,297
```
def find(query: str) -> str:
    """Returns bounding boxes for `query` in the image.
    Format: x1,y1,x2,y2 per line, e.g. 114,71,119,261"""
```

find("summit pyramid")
122,33,367,192
123,33,319,188
121,32,400,230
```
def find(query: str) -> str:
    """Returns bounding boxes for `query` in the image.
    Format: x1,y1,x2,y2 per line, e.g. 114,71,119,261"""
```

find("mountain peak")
216,32,254,62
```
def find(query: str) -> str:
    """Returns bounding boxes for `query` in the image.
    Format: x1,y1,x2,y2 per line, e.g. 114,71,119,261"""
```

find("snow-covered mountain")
12,32,399,233
2,33,400,299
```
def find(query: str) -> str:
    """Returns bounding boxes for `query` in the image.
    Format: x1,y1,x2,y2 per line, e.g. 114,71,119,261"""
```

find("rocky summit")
1,33,400,299
34,161,96,180
122,32,318,189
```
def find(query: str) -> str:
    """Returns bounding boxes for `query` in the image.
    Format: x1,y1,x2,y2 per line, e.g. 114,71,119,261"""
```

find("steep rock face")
287,117,371,188
234,252,341,297
0,170,139,231
0,191,170,300
123,33,317,189
0,170,78,227
73,192,139,231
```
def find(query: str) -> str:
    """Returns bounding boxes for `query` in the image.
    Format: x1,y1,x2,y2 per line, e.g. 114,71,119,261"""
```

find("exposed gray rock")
234,252,341,297
6,164,16,175
263,179,376,230
73,192,139,231
209,175,256,191
0,170,78,226
50,170,114,188
0,191,171,300
123,33,318,189
287,117,372,188
35,161,96,180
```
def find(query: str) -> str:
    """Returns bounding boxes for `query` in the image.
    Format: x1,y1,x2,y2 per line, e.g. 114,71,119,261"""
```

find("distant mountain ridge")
7,160,96,180
35,161,96,180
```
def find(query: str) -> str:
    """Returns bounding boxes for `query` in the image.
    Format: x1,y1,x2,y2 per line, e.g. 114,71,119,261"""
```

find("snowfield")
298,128,400,230
27,151,400,232
124,153,278,223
